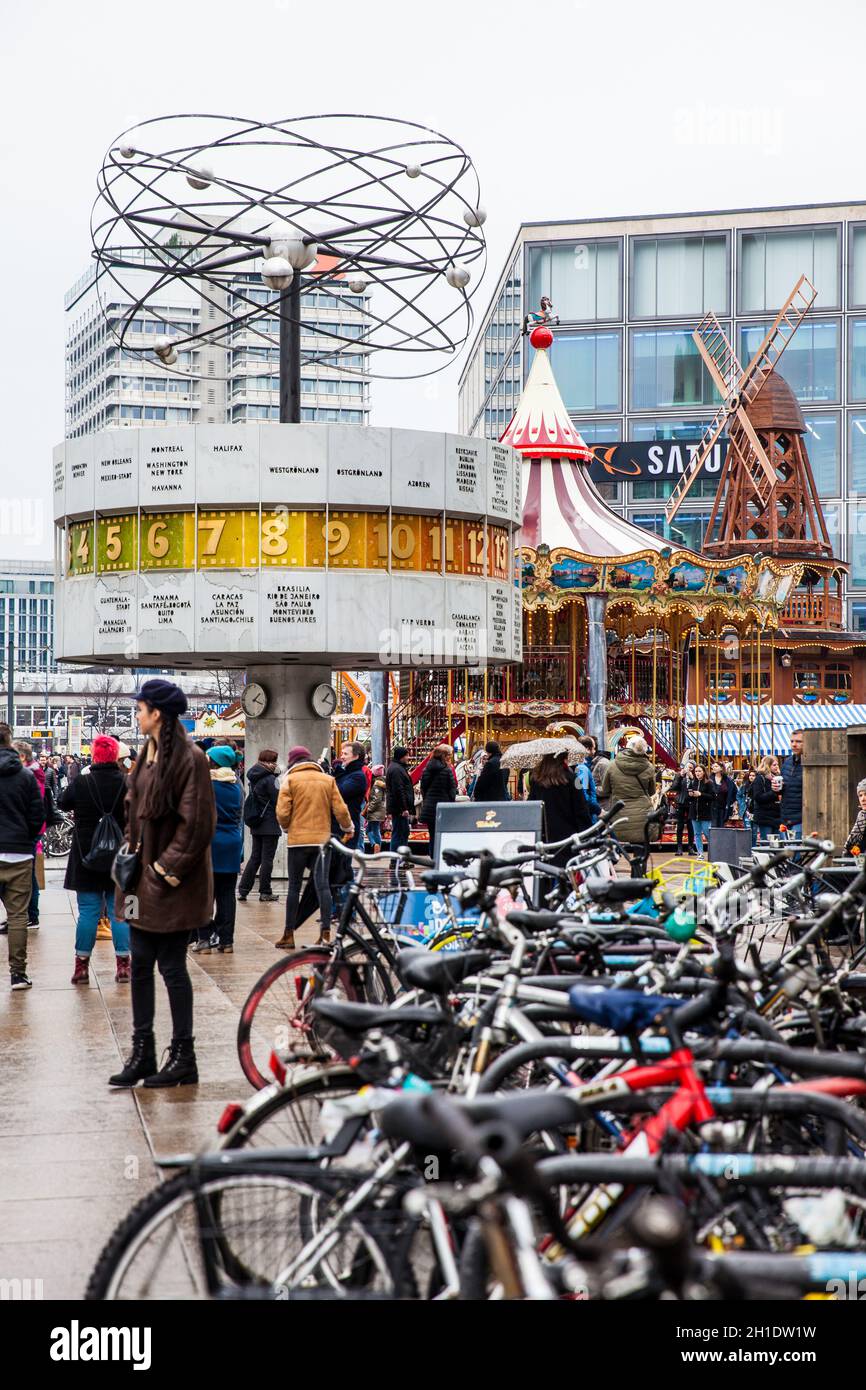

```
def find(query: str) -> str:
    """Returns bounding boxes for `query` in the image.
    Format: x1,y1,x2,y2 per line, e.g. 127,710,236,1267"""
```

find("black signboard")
587,440,728,485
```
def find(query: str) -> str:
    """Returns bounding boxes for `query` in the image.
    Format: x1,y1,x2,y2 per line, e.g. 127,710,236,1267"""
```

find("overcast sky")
1,0,861,560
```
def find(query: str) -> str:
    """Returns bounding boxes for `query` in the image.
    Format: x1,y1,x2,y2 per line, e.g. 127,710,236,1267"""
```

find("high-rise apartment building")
65,260,371,436
0,561,56,675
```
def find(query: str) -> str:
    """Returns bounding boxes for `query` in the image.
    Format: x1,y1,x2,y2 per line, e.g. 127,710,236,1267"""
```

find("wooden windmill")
665,275,833,561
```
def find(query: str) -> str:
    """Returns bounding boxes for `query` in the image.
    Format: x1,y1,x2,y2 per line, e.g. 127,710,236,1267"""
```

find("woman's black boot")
143,1037,199,1088
108,1030,157,1088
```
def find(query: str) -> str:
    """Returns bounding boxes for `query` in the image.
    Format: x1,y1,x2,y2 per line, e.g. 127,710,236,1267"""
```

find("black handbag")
112,839,142,893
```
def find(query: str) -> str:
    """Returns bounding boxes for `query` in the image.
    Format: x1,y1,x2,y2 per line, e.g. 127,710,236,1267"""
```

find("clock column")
243,663,333,882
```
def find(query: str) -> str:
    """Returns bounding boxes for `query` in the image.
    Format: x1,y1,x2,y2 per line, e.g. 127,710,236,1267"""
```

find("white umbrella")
501,736,585,770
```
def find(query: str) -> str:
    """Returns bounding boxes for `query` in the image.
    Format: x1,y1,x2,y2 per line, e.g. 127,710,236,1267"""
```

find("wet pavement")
0,860,318,1299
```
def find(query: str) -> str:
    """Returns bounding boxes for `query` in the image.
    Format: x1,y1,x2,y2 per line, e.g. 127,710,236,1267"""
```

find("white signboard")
52,444,65,521
260,423,327,505
390,429,446,512
196,425,260,504
445,577,487,665
487,581,511,663
95,431,139,510
68,715,82,755
195,571,259,652
486,441,513,521
138,571,195,653
446,435,486,515
65,437,95,516
139,429,196,506
260,572,327,652
328,425,391,507
94,576,138,657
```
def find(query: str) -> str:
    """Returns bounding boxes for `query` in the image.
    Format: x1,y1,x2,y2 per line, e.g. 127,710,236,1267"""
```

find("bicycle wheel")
237,950,360,1090
85,1168,397,1300
219,1065,363,1150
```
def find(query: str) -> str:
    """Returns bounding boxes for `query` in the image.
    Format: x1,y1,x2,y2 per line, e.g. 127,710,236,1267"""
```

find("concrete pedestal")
243,664,332,881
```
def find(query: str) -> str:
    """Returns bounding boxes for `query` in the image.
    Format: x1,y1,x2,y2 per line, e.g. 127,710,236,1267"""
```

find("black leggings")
238,834,279,897
130,925,194,1041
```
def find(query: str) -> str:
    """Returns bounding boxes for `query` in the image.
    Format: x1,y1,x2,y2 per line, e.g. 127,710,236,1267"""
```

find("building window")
849,509,866,585
849,319,866,401
631,234,727,319
526,240,620,321
737,319,839,403
738,226,839,311
570,418,622,444
629,328,720,410
548,330,621,412
850,225,866,308
852,601,866,631
849,414,866,493
801,412,840,495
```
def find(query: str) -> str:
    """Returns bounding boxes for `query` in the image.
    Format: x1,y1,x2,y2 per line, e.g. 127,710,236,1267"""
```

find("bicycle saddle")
380,1089,581,1149
583,877,656,903
568,986,687,1033
311,997,449,1034
397,948,493,994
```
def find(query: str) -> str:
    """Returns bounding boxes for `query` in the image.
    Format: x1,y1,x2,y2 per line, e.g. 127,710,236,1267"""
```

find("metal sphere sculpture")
91,113,488,383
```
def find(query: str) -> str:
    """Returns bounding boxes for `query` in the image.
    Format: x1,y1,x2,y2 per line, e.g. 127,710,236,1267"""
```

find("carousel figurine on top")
522,295,560,335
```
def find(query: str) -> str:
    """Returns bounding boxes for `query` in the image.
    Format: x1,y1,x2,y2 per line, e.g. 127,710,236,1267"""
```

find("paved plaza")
0,862,315,1299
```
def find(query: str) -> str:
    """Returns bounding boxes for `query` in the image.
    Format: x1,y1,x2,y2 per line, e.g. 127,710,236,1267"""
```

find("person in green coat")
600,736,659,845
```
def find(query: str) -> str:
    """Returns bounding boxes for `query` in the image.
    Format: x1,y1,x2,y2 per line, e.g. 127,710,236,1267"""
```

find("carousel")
389,324,800,770
391,280,866,769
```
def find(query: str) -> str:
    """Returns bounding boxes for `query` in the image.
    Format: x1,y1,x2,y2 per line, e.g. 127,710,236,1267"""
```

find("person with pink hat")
59,734,130,984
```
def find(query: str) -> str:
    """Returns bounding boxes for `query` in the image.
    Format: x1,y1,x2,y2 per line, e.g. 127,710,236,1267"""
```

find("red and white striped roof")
501,329,670,558
520,456,669,556
499,333,593,461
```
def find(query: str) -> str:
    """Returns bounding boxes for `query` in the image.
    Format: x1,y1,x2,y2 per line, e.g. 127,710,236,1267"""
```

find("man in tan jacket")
275,746,353,948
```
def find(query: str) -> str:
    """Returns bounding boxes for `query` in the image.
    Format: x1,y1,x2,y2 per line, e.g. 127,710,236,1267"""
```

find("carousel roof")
502,326,670,559
499,327,593,461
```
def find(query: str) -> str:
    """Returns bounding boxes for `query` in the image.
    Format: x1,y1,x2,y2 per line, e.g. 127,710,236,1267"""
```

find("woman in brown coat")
109,679,216,1089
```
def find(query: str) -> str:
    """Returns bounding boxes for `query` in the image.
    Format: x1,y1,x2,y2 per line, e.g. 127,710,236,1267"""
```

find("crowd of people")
0,684,832,1094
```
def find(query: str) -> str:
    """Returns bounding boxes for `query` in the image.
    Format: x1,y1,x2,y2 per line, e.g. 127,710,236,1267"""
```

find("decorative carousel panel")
604,558,657,594
548,554,603,592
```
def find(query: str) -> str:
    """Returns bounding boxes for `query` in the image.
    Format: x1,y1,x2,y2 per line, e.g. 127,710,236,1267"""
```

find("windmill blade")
727,406,777,497
738,274,817,404
693,311,744,400
664,405,728,524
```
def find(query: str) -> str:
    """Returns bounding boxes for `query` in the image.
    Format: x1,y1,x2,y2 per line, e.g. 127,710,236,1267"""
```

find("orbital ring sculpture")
90,112,488,415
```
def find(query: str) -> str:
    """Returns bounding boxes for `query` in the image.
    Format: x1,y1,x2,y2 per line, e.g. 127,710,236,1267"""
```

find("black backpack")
80,775,124,875
243,777,271,829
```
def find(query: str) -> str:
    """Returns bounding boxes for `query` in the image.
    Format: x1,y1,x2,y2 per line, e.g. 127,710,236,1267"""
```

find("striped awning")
684,703,866,756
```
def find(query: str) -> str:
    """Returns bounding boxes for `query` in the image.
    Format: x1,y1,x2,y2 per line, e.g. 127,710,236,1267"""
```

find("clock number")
105,523,122,561
391,522,415,561
428,523,455,567
372,520,418,564
262,513,288,556
198,517,226,556
146,521,169,559
75,529,89,566
324,520,350,557
467,525,485,568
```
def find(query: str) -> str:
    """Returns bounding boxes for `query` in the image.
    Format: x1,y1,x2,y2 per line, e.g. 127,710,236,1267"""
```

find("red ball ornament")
529,325,554,350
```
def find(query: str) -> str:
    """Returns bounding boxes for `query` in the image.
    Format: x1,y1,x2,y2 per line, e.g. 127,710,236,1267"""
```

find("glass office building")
458,203,866,628
0,562,56,676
